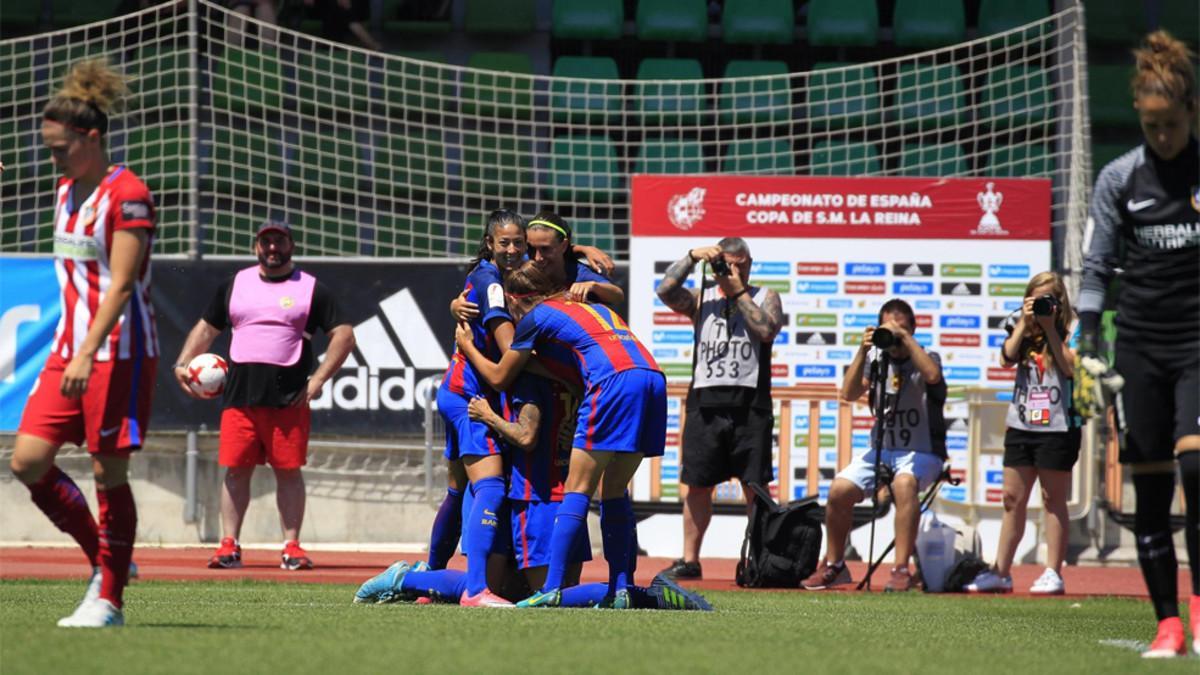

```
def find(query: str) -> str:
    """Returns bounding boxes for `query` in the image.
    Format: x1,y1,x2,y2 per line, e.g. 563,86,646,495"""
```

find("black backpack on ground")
735,482,824,588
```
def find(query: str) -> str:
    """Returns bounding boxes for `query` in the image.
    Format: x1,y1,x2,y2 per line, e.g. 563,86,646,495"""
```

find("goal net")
0,1,1089,273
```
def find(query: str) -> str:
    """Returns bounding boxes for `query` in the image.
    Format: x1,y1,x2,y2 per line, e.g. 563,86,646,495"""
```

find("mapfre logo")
971,182,1009,236
667,187,706,231
311,288,448,412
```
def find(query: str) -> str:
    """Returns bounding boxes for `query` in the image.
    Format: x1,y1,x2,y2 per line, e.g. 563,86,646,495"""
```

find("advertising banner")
0,258,61,431
629,174,1053,502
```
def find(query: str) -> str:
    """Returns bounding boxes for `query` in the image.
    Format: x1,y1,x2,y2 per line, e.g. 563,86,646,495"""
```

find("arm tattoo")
738,289,783,343
657,253,700,319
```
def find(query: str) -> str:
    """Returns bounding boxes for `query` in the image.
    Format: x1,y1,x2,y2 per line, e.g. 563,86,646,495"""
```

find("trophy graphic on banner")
973,182,1007,235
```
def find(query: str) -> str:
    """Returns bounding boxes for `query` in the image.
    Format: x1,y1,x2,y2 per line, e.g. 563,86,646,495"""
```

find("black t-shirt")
203,268,345,408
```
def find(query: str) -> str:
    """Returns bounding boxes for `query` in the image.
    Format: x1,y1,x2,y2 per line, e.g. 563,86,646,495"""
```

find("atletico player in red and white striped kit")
9,59,158,628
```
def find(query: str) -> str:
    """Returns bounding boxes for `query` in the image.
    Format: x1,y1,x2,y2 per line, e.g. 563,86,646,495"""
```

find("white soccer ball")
186,353,228,399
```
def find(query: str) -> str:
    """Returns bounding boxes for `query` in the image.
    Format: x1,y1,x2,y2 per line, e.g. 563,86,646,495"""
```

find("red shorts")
18,354,158,456
218,405,311,469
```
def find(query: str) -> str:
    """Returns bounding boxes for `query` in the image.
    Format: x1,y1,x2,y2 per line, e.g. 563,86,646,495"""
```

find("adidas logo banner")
150,260,467,434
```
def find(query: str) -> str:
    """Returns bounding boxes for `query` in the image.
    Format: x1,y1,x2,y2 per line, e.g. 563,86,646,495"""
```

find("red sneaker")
207,537,242,569
1143,617,1186,659
459,588,514,607
1190,596,1200,656
281,541,314,570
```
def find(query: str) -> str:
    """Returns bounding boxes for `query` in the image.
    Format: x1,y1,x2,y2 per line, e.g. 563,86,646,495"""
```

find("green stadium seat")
547,135,621,202
209,127,286,196
1084,2,1145,47
553,0,624,40
977,0,1049,37
634,134,706,175
379,0,452,35
809,139,880,176
721,138,795,174
51,0,120,27
892,62,967,131
806,0,878,47
571,220,617,252
984,65,1049,129
1158,0,1199,45
634,58,707,127
1090,143,1132,177
465,0,535,35
296,127,362,197
1089,64,1135,128
372,213,434,257
718,60,790,126
987,143,1051,177
131,46,187,112
636,0,708,42
461,133,536,199
461,52,535,120
122,125,190,194
385,52,452,113
806,62,881,130
551,56,622,124
373,129,446,197
295,49,372,116
892,0,965,49
899,143,966,177
210,47,285,113
722,0,794,45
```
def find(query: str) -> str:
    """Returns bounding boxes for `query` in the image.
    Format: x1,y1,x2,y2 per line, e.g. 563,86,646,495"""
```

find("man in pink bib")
173,221,356,570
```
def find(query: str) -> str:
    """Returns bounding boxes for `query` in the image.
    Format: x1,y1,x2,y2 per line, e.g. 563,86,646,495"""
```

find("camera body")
1032,294,1059,317
871,327,895,349
710,256,731,276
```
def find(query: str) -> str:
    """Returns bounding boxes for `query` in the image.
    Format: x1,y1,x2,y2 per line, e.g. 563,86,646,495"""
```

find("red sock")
97,483,137,608
27,465,99,567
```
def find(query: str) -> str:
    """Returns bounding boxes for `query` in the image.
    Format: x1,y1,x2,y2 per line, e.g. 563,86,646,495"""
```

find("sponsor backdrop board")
628,175,1052,503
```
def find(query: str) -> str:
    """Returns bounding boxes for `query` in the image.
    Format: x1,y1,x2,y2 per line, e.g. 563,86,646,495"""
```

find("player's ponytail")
1131,30,1196,110
43,58,129,137
469,208,527,270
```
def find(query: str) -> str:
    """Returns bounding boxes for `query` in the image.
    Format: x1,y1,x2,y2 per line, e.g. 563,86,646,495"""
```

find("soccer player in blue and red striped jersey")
455,262,666,608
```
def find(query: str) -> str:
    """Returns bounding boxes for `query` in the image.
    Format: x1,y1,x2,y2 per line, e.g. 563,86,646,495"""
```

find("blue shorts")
511,499,591,569
438,386,504,461
836,449,943,494
573,369,667,457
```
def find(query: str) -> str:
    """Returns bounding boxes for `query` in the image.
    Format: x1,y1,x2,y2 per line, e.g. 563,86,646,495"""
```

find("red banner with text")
631,174,1051,240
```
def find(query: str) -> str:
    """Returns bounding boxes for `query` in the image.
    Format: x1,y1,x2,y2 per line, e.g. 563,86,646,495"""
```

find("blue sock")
427,487,463,569
542,492,590,592
600,495,634,594
464,476,505,595
400,569,467,602
559,583,609,608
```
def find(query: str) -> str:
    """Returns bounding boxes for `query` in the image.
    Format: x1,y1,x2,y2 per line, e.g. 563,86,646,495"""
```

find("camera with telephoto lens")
1032,294,1060,317
710,256,731,276
871,327,895,349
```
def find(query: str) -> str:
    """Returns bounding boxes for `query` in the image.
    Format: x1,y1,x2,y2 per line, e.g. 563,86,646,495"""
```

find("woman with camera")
967,273,1078,595
1079,31,1198,657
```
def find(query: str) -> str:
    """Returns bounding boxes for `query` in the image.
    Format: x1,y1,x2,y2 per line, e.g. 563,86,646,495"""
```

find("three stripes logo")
311,288,448,412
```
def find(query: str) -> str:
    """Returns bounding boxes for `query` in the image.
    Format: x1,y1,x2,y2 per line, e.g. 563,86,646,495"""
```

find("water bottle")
915,511,956,592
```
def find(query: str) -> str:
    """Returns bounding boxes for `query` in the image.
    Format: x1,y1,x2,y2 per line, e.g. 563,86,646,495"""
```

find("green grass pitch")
0,580,1192,674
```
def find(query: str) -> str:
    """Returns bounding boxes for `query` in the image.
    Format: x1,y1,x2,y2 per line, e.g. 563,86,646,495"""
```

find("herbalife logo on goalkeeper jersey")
311,288,448,412
668,188,707,231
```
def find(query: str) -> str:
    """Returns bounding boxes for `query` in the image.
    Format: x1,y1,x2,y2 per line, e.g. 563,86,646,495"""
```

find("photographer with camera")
803,299,945,592
966,272,1078,595
655,238,783,579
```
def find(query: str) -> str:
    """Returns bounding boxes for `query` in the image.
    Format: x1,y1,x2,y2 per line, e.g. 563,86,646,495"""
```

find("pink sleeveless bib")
228,267,315,366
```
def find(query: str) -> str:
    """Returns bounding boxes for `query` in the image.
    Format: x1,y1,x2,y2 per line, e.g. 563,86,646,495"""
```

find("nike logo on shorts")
99,426,121,438
1126,198,1156,212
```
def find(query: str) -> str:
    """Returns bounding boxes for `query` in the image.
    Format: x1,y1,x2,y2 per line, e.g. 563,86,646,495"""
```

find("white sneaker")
1029,568,1065,595
81,561,138,605
965,570,1013,593
57,598,124,628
